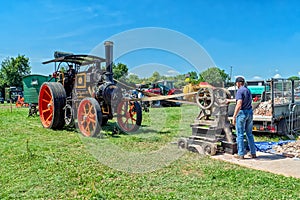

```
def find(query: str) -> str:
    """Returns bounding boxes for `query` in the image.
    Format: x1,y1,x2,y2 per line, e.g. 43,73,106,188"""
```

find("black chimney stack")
104,41,114,83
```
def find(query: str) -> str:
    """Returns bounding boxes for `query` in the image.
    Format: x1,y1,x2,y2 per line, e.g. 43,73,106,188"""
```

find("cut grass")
0,104,299,199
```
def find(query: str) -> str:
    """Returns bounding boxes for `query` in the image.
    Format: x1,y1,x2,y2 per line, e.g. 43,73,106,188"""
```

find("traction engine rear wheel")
38,82,66,129
117,101,142,133
77,98,102,137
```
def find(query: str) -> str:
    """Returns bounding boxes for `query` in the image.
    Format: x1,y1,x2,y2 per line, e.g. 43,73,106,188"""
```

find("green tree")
188,71,198,80
113,63,128,80
149,71,161,83
127,73,140,84
0,55,31,89
199,67,229,87
173,74,186,88
185,71,199,84
288,76,300,81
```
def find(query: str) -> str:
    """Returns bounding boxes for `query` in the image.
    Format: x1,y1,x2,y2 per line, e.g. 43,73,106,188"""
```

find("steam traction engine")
38,41,142,137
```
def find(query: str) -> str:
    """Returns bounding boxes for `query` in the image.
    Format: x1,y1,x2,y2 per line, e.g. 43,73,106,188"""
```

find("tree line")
113,63,231,88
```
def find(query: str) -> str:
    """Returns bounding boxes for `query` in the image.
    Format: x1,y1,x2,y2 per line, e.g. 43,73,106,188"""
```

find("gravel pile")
253,101,272,116
253,98,291,116
273,140,300,158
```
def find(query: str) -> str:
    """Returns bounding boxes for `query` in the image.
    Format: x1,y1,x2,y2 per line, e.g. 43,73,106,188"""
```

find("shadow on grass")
157,130,171,134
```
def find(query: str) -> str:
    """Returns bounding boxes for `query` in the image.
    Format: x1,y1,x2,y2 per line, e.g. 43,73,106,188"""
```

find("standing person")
232,77,257,159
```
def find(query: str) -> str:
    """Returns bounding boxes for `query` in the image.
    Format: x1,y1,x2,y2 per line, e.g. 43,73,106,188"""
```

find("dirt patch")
212,152,300,178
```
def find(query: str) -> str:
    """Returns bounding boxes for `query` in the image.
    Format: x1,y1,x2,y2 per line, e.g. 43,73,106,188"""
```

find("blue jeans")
236,109,256,156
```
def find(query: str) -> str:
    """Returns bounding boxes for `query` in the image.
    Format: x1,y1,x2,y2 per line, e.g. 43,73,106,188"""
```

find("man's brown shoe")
233,154,244,159
250,154,257,158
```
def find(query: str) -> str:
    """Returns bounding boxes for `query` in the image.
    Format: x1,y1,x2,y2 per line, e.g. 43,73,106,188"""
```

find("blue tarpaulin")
255,140,296,153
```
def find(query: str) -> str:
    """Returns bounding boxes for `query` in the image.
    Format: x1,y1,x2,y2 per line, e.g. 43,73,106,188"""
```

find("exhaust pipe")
104,41,114,82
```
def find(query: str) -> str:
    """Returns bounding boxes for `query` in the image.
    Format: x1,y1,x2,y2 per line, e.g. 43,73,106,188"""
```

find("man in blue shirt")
232,77,257,159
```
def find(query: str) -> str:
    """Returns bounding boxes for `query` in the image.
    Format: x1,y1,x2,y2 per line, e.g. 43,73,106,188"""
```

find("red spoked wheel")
117,101,142,133
77,98,102,137
38,82,66,129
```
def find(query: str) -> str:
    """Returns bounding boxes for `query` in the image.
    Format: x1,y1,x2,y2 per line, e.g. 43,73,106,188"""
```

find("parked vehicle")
39,41,142,137
22,74,54,115
227,80,267,101
143,80,182,107
5,86,23,103
0,91,3,103
228,78,300,138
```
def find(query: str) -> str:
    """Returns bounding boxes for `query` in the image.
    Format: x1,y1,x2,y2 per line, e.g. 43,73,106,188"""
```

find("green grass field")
0,104,299,199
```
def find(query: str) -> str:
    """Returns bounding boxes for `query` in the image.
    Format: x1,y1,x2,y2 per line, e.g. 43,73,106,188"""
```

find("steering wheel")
196,87,214,109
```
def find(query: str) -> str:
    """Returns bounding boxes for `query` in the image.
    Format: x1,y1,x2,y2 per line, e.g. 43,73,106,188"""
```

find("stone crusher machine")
38,41,142,137
178,86,237,155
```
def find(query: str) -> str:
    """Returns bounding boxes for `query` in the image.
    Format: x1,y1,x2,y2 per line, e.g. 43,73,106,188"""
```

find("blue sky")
1,0,300,80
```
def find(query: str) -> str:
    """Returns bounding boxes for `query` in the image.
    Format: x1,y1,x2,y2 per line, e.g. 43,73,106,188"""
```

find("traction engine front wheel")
117,101,142,133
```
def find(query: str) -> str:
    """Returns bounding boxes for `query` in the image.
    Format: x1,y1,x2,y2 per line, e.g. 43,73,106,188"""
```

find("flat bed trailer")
229,78,300,138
